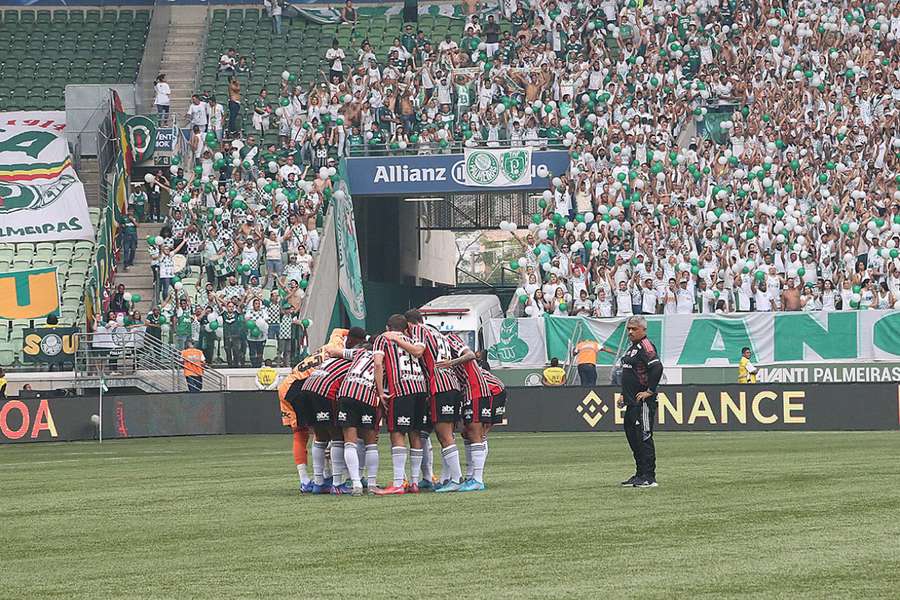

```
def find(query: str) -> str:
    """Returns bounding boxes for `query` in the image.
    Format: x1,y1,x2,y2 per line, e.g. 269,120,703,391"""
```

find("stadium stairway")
77,158,101,207
115,222,159,315
157,5,207,119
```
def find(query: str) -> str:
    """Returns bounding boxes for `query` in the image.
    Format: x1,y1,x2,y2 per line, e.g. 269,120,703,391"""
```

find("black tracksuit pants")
624,399,657,480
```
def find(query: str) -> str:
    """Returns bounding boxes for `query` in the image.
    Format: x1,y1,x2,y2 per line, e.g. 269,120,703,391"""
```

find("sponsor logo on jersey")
361,414,373,424
441,405,455,415
397,416,411,426
316,411,330,422
337,411,347,421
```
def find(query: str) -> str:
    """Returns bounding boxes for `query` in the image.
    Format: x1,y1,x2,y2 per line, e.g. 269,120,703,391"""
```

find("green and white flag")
463,147,532,187
485,317,546,367
0,111,93,243
333,183,366,327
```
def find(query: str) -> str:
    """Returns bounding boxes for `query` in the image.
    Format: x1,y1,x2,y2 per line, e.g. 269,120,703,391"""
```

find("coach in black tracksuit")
618,316,664,488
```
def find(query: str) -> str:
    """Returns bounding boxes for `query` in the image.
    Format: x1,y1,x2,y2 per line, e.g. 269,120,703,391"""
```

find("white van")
419,294,503,352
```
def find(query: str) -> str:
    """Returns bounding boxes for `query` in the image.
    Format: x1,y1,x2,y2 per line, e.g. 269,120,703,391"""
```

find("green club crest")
501,150,528,182
125,115,158,163
0,175,76,215
466,151,500,185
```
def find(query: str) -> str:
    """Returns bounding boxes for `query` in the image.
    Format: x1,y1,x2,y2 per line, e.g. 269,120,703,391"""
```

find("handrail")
347,137,565,157
73,331,226,392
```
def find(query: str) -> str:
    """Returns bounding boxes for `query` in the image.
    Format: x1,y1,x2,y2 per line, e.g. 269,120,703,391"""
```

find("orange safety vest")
182,348,205,376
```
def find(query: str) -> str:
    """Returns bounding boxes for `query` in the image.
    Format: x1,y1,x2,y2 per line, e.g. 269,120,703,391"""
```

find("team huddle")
277,309,506,496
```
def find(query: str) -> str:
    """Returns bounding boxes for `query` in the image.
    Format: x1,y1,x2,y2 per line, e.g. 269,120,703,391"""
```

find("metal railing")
73,331,225,393
347,137,565,157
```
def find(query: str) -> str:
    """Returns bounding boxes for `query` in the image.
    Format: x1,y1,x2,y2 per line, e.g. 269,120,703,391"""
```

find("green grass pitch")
2,431,899,599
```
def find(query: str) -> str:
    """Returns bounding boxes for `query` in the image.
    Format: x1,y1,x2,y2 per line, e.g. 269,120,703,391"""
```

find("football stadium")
1,0,899,597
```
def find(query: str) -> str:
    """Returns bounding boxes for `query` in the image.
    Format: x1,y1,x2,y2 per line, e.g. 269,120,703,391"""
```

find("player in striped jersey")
290,328,366,494
479,364,506,485
397,309,465,492
442,331,492,492
372,314,429,495
277,364,314,492
333,344,382,496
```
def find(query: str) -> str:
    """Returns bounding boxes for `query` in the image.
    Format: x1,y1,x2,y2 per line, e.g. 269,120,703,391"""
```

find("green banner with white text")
486,311,900,368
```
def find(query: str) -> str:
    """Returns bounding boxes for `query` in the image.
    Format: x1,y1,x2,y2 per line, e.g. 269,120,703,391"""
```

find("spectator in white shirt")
154,74,170,120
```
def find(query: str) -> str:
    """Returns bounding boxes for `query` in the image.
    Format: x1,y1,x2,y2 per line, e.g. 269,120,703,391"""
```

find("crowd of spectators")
122,0,900,369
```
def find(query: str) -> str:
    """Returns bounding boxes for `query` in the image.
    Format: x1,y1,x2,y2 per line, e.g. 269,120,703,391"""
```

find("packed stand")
478,0,900,316
127,118,337,368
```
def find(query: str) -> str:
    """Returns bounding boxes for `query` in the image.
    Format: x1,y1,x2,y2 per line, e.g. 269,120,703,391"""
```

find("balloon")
558,303,568,312
209,320,219,331
510,261,520,271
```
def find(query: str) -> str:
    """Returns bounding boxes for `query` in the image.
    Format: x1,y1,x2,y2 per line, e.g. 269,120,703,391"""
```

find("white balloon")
144,174,155,184
319,167,329,179
542,190,553,202
174,282,183,291
282,70,291,81
552,177,562,188
123,292,133,302
537,165,549,178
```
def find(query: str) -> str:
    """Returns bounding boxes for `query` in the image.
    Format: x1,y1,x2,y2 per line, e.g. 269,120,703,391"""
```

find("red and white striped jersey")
480,367,505,397
300,357,353,401
336,350,383,407
409,323,459,395
373,333,429,397
446,332,492,402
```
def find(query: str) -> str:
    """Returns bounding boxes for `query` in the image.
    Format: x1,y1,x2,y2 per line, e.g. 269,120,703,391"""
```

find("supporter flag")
463,148,533,187
111,90,132,176
0,266,60,319
0,110,94,242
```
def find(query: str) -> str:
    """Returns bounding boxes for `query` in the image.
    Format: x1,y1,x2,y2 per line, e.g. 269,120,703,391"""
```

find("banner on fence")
462,148,532,187
0,111,94,242
22,327,79,363
344,150,569,196
486,311,900,369
485,317,546,366
0,267,60,319
502,384,900,432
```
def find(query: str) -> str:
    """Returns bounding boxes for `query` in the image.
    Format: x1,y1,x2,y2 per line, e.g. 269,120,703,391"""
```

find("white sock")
390,446,407,488
410,448,424,484
296,463,310,485
312,441,327,485
323,442,332,480
441,445,463,484
439,451,448,482
464,440,474,479
331,441,346,484
365,444,379,487
470,442,486,483
356,438,366,473
420,433,433,481
344,441,361,487
483,437,489,479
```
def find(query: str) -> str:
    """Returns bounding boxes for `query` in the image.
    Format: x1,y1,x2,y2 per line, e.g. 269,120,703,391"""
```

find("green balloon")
301,319,311,328
519,294,528,304
669,218,679,226
891,249,899,259
840,223,850,233
797,267,806,277
510,260,520,271
558,302,568,312
819,173,829,184
755,270,765,281
147,236,156,245
531,213,542,224
193,165,202,175
209,320,219,330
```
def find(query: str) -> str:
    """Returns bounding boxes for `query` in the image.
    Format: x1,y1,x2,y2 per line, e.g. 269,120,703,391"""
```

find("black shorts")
431,389,461,424
335,397,379,430
293,391,334,427
463,395,493,424
387,393,427,432
491,390,507,424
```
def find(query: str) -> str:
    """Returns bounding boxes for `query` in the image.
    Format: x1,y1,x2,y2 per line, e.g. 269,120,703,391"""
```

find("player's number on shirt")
397,352,423,378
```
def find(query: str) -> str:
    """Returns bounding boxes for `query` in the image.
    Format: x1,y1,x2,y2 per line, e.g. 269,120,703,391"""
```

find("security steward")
616,316,664,488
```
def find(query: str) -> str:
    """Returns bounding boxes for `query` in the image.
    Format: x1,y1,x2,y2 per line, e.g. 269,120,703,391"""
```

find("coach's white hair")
627,315,648,329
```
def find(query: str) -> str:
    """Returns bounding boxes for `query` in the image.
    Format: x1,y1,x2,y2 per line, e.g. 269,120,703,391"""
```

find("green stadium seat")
20,11,34,24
